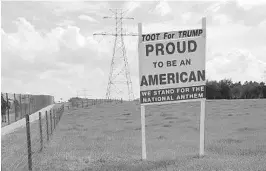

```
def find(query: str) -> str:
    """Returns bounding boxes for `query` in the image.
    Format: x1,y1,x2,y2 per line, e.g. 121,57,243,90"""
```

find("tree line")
206,79,266,99
67,79,266,101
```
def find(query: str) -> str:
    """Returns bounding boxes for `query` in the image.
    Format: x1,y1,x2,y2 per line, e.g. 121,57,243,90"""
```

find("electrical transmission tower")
93,9,136,101
77,88,89,98
81,88,89,99
263,68,266,83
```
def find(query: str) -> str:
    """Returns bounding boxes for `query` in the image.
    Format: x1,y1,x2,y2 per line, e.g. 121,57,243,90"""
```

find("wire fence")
1,98,122,171
1,104,65,171
1,92,54,127
69,98,123,108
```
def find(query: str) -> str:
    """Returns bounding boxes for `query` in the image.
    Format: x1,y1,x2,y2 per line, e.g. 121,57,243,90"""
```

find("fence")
1,104,65,171
1,92,54,126
70,98,123,108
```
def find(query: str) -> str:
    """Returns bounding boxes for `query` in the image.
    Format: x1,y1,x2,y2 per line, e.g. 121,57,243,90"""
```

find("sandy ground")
2,100,266,171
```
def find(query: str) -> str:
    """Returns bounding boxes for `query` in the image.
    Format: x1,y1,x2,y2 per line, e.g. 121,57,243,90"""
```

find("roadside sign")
137,17,207,160
139,28,206,105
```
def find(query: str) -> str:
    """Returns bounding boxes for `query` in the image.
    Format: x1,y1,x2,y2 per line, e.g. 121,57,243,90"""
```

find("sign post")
199,17,206,157
138,23,147,160
138,17,206,160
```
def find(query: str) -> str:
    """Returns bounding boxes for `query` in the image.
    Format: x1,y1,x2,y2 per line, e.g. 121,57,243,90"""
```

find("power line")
81,88,89,99
76,89,89,99
263,70,266,83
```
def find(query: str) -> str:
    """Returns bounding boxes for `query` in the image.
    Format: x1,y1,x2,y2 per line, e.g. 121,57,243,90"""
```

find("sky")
1,0,266,102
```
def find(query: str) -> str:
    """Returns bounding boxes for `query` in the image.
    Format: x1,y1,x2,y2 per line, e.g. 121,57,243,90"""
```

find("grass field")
2,100,266,171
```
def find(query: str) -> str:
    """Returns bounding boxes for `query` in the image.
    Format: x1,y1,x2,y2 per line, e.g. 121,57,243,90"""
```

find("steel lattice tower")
260,69,266,83
93,9,136,101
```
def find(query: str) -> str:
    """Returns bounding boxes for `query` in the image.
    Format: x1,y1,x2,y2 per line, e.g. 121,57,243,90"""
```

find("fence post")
61,106,63,118
59,107,61,120
58,108,60,121
14,93,17,122
28,95,30,116
53,109,55,125
53,111,56,130
50,110,53,134
20,94,22,119
6,93,10,124
25,102,27,119
58,109,60,123
56,109,59,125
38,112,43,152
32,96,35,114
25,114,32,171
46,111,49,141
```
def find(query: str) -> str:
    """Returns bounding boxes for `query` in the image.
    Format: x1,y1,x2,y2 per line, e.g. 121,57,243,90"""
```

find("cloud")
2,17,101,60
181,12,192,24
78,14,98,23
212,14,232,25
1,17,111,100
204,0,230,15
207,49,266,82
155,1,172,16
46,2,108,15
2,18,61,62
123,1,141,13
258,19,266,28
203,0,266,27
236,0,266,10
57,19,76,27
59,25,86,49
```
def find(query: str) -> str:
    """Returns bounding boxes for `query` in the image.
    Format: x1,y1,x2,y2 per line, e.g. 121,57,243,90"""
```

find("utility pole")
93,9,136,101
81,88,89,99
264,70,266,83
77,89,89,99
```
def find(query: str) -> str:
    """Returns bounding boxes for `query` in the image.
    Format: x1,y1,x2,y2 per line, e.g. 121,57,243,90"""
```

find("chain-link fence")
1,93,54,127
1,104,65,171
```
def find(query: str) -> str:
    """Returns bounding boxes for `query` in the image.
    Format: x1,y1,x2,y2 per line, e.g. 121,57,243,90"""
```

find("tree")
206,80,222,99
231,83,241,99
206,79,265,100
219,79,232,99
262,86,266,98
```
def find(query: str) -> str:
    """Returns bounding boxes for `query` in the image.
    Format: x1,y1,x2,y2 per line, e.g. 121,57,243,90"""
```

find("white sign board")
137,18,207,160
138,29,206,105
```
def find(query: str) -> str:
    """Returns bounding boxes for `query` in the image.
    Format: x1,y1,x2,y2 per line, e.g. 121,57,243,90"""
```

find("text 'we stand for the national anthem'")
140,85,205,104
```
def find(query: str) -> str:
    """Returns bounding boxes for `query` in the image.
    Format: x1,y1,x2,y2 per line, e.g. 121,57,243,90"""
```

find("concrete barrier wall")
1,104,55,137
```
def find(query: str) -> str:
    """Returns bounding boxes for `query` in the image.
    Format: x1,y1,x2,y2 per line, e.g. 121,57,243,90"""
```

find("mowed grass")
7,100,266,171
